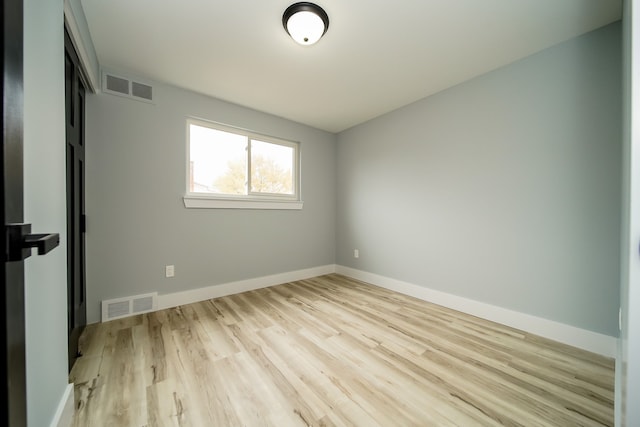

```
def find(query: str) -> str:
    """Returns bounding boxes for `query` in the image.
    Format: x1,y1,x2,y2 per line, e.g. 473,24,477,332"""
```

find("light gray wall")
85,83,336,323
23,0,70,425
336,22,622,336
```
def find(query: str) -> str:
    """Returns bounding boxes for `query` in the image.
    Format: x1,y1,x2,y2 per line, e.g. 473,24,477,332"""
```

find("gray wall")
24,0,70,425
336,23,622,336
85,83,336,323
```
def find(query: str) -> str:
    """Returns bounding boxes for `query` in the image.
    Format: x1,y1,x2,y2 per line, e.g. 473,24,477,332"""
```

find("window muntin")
187,119,299,201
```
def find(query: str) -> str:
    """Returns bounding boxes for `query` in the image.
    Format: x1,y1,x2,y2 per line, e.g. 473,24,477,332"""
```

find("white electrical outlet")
354,249,359,259
165,265,175,278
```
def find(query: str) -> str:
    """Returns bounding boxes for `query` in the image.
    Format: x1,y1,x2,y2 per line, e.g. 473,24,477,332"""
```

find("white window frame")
184,118,303,210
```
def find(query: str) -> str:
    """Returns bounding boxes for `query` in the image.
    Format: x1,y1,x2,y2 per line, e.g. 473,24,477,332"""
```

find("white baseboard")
50,383,74,427
112,263,616,357
157,264,336,310
335,265,617,358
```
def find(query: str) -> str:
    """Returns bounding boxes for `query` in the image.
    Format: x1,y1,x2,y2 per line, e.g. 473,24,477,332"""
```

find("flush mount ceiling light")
282,2,329,46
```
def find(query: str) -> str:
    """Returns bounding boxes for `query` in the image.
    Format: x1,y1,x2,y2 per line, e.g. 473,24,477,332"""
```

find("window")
184,119,302,209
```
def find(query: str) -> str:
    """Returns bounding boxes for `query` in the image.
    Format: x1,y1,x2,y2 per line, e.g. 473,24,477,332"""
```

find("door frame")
618,1,640,425
2,0,29,425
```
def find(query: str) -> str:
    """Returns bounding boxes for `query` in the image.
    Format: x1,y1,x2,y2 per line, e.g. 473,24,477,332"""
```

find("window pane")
189,124,248,195
250,140,294,195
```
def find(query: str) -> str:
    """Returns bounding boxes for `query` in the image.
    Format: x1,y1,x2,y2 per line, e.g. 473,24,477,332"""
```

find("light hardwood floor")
70,274,614,426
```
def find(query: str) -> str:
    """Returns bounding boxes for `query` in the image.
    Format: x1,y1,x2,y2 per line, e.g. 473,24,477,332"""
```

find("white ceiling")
81,0,621,133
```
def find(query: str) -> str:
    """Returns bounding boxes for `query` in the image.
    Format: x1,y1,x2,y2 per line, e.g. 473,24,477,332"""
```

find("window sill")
183,196,303,210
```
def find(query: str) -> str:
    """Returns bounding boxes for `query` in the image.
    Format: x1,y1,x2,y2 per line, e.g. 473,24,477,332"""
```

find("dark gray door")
65,28,87,371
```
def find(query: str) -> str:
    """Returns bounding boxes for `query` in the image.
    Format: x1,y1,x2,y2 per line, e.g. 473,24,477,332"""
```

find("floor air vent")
102,72,154,103
101,292,158,322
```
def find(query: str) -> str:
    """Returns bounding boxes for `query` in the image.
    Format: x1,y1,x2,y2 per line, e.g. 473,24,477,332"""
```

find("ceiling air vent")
101,292,158,322
102,72,154,103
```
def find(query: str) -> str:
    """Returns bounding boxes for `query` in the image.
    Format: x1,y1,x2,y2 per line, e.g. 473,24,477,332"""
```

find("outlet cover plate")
165,265,175,277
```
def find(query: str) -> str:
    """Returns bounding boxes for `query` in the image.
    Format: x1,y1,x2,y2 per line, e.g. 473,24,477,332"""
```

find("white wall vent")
102,72,154,103
101,292,158,322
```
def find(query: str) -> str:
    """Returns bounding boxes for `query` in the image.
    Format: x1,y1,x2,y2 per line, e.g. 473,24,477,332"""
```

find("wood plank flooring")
70,274,615,426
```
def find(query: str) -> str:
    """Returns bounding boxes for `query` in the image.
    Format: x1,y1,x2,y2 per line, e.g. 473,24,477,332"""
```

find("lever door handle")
5,224,60,261
23,233,60,255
